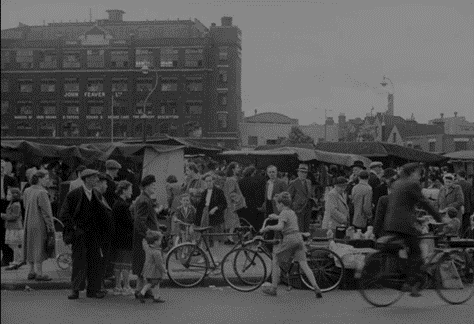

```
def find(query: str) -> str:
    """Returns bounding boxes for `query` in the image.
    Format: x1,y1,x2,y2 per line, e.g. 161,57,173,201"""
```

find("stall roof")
79,142,185,160
1,140,105,164
220,147,371,168
122,136,223,154
444,150,474,161
314,142,447,163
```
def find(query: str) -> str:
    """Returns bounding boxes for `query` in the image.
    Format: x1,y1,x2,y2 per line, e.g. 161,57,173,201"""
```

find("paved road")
2,288,472,324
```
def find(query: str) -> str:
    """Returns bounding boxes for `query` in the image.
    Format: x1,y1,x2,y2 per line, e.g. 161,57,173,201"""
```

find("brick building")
1,10,242,148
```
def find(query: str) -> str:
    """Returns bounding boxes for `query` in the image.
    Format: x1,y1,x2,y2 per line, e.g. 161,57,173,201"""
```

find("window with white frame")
111,50,129,68
63,51,81,68
160,101,177,115
219,70,228,82
161,77,178,91
185,101,202,114
86,79,104,92
185,48,203,67
160,47,179,68
39,51,58,69
112,79,128,92
219,46,228,61
1,101,9,115
38,122,56,137
41,79,56,92
186,77,203,92
19,80,33,93
16,50,34,69
135,48,153,68
87,49,104,68
1,79,9,92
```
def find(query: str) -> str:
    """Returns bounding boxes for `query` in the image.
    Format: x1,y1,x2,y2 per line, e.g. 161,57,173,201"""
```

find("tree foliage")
285,126,314,144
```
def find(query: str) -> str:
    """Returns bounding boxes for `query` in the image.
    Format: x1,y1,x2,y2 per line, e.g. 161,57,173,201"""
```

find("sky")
1,0,473,125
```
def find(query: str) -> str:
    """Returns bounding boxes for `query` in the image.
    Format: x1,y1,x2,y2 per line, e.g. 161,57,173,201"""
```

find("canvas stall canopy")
122,135,223,155
218,147,371,171
1,140,105,166
315,142,447,165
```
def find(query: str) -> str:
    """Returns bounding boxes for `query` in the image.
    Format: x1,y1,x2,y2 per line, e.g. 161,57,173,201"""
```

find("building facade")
1,10,242,148
240,112,338,149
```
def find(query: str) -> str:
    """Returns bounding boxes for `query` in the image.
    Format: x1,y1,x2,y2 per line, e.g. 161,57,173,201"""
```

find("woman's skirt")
112,249,132,270
224,205,240,230
273,233,306,263
5,229,24,246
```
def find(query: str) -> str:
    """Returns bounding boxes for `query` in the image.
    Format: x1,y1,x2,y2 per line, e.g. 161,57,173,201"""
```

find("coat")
223,177,246,229
351,182,373,228
165,182,182,211
1,174,18,213
59,186,111,247
131,191,162,276
238,176,266,210
22,185,55,263
103,174,118,209
373,195,390,239
322,188,350,230
196,186,228,227
287,178,314,232
112,198,134,251
384,179,441,237
262,178,287,215
456,179,473,215
171,205,197,234
438,184,465,220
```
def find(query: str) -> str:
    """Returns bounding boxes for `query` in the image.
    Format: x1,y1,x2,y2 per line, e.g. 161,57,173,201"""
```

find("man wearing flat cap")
104,160,122,208
287,164,315,233
59,169,111,300
346,160,366,225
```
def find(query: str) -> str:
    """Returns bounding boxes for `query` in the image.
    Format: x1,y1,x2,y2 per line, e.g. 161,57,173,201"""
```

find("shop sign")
84,92,105,98
64,92,79,98
157,115,179,120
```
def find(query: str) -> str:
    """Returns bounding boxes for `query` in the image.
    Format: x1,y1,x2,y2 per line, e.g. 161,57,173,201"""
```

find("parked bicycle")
357,232,474,307
165,225,267,292
224,218,345,293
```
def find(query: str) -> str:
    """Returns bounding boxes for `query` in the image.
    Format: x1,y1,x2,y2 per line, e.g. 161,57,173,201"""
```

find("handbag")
45,229,55,258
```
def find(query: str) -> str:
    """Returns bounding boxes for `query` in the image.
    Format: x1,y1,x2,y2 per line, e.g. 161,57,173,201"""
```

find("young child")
1,188,24,271
441,207,461,236
260,192,323,299
138,229,166,303
171,194,197,247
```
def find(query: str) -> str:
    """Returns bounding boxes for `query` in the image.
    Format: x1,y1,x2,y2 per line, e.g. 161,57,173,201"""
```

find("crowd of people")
1,156,473,301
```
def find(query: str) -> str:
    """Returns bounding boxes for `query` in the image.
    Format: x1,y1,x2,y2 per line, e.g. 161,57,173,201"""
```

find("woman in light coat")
22,170,55,281
223,162,246,244
438,174,465,220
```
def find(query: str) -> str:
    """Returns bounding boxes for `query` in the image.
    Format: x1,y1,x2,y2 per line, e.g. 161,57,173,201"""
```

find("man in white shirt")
263,165,287,217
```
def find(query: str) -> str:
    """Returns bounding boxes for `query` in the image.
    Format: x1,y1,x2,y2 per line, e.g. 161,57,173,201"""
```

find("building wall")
404,134,444,152
1,18,241,149
239,122,338,147
386,126,404,146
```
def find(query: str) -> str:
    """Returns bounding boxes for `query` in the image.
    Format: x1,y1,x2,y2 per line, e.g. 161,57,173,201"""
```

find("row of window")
1,99,228,115
1,47,229,69
1,71,228,93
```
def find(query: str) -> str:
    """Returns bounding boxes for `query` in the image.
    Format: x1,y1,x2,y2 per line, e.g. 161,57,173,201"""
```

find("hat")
334,177,348,186
350,160,366,170
141,175,156,188
81,169,99,180
297,164,309,173
382,168,397,179
105,159,122,170
369,161,383,169
443,173,454,180
445,207,458,218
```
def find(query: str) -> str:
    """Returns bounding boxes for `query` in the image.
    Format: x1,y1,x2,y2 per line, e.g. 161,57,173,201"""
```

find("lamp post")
140,65,159,143
380,75,394,116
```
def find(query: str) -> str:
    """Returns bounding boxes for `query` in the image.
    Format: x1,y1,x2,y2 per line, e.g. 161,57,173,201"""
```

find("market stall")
444,150,474,176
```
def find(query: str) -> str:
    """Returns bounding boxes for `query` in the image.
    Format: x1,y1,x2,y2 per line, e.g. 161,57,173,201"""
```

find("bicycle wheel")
56,253,72,270
300,248,345,292
166,243,209,288
358,252,405,307
222,247,267,292
434,250,474,305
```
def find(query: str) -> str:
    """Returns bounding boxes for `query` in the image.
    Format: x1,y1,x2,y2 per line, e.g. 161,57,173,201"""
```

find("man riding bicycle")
383,163,443,297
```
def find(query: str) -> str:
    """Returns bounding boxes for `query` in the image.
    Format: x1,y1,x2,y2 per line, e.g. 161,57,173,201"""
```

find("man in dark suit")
287,164,314,233
196,174,227,247
456,171,473,238
238,166,266,231
103,159,121,209
383,163,443,297
59,169,110,300
1,160,19,267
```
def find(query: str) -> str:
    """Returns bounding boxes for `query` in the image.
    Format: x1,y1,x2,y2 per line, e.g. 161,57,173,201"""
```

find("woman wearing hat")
131,175,165,300
322,177,350,230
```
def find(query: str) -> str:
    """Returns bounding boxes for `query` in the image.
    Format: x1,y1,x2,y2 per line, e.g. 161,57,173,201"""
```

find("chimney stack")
211,23,216,27
106,9,125,22
454,112,458,117
221,16,232,26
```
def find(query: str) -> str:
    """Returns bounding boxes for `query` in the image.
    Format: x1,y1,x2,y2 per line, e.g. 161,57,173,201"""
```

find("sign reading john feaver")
84,92,105,98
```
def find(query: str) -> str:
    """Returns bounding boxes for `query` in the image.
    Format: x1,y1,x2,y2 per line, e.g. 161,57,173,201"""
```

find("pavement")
2,288,473,324
1,243,273,291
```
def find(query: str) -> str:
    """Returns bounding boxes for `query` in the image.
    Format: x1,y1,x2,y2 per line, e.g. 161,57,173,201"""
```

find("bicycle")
227,218,345,293
357,232,474,307
165,225,267,292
